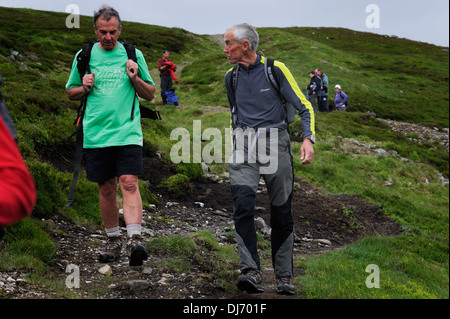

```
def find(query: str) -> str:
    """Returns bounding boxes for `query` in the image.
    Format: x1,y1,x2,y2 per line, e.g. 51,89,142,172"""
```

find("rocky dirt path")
1,155,401,300
4,117,445,300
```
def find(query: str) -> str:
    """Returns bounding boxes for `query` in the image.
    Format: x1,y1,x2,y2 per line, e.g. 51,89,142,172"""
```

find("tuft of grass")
146,231,240,292
296,235,448,299
0,218,56,270
27,161,66,219
159,173,191,199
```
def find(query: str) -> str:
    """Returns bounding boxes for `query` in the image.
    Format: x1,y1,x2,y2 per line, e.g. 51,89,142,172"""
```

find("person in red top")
0,84,36,227
157,50,175,104
165,61,178,83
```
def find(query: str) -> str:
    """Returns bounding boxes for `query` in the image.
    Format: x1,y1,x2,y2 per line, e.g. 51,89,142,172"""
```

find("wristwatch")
304,135,316,144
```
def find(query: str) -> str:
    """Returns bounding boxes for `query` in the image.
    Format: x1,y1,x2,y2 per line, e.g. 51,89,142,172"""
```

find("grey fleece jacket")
225,55,315,141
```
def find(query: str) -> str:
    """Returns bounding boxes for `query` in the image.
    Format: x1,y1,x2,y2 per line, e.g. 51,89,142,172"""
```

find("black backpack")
66,42,161,207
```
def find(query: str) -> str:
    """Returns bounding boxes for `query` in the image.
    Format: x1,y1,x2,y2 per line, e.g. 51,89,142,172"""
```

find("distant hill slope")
255,26,449,127
0,6,448,162
1,6,448,124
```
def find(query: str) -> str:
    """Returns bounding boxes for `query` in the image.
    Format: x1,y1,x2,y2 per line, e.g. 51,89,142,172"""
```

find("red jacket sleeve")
165,61,176,71
0,116,36,226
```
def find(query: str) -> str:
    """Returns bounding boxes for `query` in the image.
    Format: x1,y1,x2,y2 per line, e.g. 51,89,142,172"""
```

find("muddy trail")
1,156,402,300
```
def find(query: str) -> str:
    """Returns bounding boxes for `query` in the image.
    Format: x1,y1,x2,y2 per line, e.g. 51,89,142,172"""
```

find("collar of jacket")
239,54,263,71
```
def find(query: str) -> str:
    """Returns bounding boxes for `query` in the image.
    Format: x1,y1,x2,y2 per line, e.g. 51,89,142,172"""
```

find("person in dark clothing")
224,23,315,296
306,71,321,113
315,68,329,112
157,50,174,104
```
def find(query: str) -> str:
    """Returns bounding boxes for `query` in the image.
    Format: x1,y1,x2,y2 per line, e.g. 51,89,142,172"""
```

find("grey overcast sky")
1,0,448,46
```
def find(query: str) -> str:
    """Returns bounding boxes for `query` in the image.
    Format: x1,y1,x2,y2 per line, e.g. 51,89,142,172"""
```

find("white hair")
227,23,259,51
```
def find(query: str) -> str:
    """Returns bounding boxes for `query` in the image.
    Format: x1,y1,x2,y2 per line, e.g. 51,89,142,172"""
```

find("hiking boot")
276,276,295,295
237,269,264,293
126,234,148,267
98,235,122,263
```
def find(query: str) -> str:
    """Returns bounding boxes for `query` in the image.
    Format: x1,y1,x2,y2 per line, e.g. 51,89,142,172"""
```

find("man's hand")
66,73,95,100
300,138,314,165
126,59,155,101
126,59,138,81
82,73,95,92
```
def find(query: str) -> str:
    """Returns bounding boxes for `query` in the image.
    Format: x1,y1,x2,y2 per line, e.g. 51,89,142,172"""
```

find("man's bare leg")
119,174,142,229
98,177,122,262
119,174,147,266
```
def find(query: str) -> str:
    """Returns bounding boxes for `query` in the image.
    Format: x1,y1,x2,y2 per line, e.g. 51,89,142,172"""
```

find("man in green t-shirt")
66,5,155,267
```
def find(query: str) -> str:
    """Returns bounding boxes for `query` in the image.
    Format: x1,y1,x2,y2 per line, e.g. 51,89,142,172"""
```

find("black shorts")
85,145,143,183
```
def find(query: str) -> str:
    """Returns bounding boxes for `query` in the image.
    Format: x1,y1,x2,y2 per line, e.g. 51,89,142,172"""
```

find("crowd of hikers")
306,69,348,113
1,5,350,296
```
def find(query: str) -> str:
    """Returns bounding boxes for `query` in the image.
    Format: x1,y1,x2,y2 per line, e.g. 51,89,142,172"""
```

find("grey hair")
94,5,122,29
227,23,259,51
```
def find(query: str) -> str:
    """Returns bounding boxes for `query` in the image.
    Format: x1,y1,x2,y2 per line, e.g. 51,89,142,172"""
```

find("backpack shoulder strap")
231,64,239,95
233,65,239,93
76,42,95,81
264,58,286,104
121,42,139,120
76,42,137,79
340,91,348,105
121,42,161,120
226,64,240,128
67,42,95,207
226,64,239,106
122,42,137,62
265,58,299,124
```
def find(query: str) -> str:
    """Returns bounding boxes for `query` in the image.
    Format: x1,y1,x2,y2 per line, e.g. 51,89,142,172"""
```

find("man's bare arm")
66,73,95,101
126,60,155,101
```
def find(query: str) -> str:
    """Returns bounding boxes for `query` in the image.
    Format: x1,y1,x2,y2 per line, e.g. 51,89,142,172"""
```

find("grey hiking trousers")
229,128,294,277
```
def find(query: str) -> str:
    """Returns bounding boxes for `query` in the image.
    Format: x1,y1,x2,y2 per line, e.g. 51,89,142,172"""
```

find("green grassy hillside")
0,7,448,299
258,27,449,127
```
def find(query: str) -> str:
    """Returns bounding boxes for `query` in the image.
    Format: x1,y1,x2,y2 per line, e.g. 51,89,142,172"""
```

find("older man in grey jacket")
224,23,315,295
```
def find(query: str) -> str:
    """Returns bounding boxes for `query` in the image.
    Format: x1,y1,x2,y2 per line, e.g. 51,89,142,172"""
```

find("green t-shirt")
66,43,154,149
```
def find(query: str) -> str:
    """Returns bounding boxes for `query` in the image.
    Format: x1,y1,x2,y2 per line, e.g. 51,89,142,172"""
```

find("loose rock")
98,265,112,276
